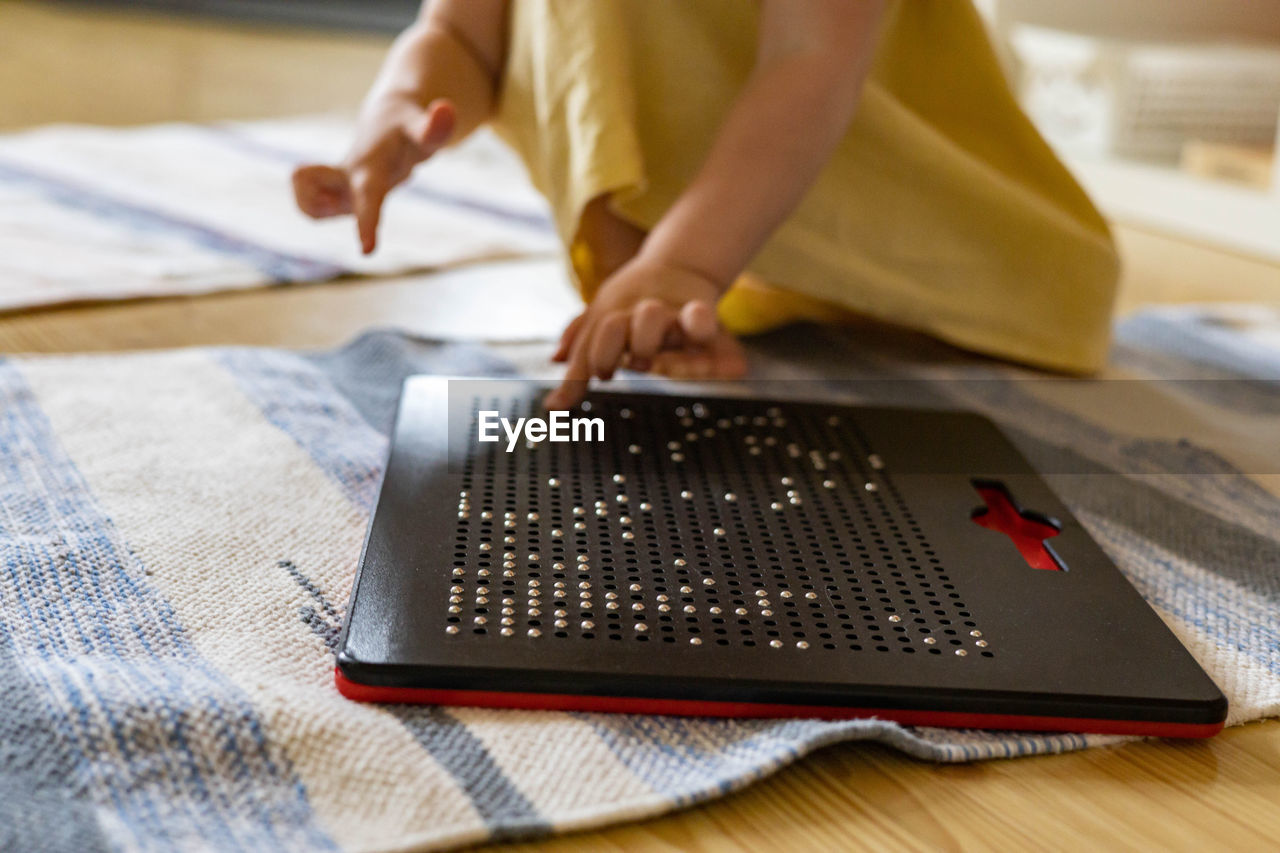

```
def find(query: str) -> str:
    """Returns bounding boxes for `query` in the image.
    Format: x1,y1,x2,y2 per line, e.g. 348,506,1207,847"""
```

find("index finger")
544,320,594,410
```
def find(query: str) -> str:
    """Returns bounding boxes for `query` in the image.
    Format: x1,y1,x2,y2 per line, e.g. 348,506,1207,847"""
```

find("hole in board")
970,480,1065,572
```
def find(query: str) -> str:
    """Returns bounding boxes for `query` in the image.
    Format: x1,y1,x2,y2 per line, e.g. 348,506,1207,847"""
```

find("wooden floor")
3,3,1279,851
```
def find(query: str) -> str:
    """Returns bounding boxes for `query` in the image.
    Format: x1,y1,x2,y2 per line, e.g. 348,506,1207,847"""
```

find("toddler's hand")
545,259,745,410
292,96,456,254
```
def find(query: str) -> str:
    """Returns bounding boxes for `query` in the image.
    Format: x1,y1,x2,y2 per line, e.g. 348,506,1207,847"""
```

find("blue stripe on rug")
214,340,548,839
0,361,337,852
202,124,556,234
0,157,347,283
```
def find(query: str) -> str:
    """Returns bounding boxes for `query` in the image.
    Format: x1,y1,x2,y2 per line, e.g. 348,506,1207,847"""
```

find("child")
293,0,1119,409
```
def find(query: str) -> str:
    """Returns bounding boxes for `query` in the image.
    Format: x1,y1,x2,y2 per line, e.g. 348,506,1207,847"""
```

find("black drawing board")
335,378,1226,737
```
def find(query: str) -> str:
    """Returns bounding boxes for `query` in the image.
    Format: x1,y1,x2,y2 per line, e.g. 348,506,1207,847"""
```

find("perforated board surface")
335,379,1226,736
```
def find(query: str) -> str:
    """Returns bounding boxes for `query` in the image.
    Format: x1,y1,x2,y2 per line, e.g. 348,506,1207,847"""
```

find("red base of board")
334,670,1222,739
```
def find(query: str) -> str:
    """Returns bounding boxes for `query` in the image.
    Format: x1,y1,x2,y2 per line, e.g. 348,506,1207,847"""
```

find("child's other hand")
292,96,456,254
545,259,747,410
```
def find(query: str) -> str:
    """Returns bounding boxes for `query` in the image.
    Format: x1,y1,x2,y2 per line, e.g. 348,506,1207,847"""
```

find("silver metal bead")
475,596,489,605
500,617,514,626
452,568,465,578
955,649,968,657
755,590,769,598
554,619,568,628
667,441,682,451
480,511,494,520
613,474,626,484
923,637,936,645
771,502,784,511
769,639,783,649
619,515,632,525
573,506,585,516
528,628,541,638
683,604,696,614
796,641,810,650
629,444,642,455
673,558,687,567
577,554,589,563
735,607,748,616
709,606,722,615
528,607,541,617
548,477,560,487
445,625,459,635
633,623,648,633
888,614,901,623
639,502,653,511
713,527,726,537
976,640,989,648
604,591,618,600
448,605,461,614
804,592,818,600
500,627,514,636
574,521,587,531
724,492,737,502
615,494,629,504
760,609,773,617
579,580,591,589
527,511,540,522
780,477,794,486
478,543,492,552
690,637,703,646
477,569,491,578
473,616,487,625
671,453,685,462
780,590,793,599
970,630,983,638
823,479,836,489
501,607,514,616
581,620,595,630
629,583,642,592
504,535,516,545
656,594,669,602
606,601,619,610
864,482,878,492
528,579,540,588
680,490,693,500
868,454,884,470
449,595,463,604
632,603,645,612
680,586,693,595
658,604,671,613
702,577,716,587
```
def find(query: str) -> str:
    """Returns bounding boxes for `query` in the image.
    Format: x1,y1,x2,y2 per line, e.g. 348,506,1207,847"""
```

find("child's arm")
292,0,508,254
547,0,885,409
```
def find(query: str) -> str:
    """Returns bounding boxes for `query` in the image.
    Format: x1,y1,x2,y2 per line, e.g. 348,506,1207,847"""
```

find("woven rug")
1,306,1277,852
0,116,557,313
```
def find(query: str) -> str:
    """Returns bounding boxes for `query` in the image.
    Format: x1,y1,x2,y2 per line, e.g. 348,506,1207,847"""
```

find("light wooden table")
4,4,1279,849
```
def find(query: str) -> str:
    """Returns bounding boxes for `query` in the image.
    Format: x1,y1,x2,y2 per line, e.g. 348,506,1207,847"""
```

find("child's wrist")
635,240,735,298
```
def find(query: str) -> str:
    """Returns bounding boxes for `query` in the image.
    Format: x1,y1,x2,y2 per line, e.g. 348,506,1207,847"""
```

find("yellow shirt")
493,0,1120,373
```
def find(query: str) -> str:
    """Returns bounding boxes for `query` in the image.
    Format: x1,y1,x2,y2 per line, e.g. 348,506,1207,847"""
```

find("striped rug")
0,305,1276,851
0,116,557,313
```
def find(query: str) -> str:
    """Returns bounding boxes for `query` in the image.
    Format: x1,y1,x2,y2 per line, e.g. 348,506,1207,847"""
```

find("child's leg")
577,196,746,381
